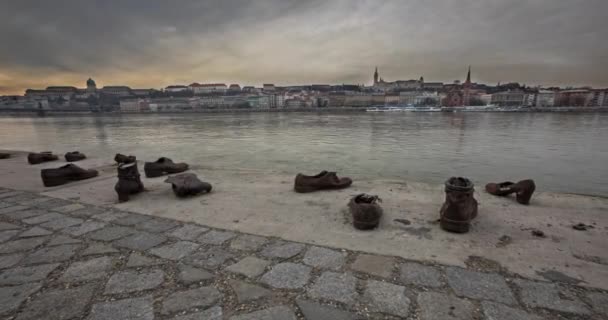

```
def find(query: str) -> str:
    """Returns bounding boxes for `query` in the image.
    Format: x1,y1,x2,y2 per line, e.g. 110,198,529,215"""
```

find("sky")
0,0,607,95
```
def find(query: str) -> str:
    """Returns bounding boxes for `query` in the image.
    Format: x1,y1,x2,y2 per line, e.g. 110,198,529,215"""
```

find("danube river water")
1,112,607,196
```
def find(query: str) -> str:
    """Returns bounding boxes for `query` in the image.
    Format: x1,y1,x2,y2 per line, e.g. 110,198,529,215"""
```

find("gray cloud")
0,0,606,94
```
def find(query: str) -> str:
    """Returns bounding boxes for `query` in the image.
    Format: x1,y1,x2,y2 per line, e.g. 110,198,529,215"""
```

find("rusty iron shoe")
349,194,383,230
485,181,515,196
165,173,212,198
294,171,352,193
114,162,144,202
28,152,59,165
144,157,189,178
114,153,136,164
0,153,10,159
65,151,86,162
440,177,478,233
40,164,98,187
512,179,536,205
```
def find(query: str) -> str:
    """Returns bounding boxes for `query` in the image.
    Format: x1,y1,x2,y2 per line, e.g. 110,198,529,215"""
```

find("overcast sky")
1,0,606,94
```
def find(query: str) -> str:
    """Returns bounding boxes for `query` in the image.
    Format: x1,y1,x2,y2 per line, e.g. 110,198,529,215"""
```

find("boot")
164,173,212,198
485,181,515,196
28,152,58,165
114,153,136,164
115,162,144,202
440,177,478,233
144,157,189,178
40,164,98,187
512,179,536,205
0,153,10,159
349,194,383,230
65,151,86,162
294,171,352,193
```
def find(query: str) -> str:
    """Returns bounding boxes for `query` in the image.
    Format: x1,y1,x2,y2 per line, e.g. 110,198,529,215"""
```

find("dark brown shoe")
440,177,478,233
349,194,383,230
0,153,10,159
28,152,58,165
512,179,536,205
294,171,352,193
40,164,98,187
165,173,212,198
144,157,189,178
114,153,136,164
115,162,144,202
65,151,86,162
485,181,515,196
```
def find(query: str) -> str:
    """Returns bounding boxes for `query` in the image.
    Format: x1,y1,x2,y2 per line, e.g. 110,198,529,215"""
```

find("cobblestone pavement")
0,187,606,319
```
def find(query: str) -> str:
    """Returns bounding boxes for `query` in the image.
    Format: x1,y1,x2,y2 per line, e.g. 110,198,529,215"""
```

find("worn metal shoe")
440,177,478,233
114,153,136,164
294,171,352,193
114,162,144,202
513,179,536,205
28,152,59,165
349,194,383,230
40,164,99,187
65,151,86,162
0,153,10,159
144,157,189,178
485,181,515,196
164,173,212,198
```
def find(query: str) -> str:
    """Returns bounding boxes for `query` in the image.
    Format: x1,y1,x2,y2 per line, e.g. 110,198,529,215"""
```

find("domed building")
86,78,97,93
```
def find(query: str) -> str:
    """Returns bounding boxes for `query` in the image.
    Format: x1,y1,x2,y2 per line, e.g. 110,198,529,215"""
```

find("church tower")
463,66,471,106
373,67,379,85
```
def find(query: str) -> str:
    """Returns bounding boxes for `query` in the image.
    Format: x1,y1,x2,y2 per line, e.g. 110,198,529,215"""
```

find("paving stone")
0,201,14,209
19,227,53,238
230,306,297,320
229,279,271,303
59,256,114,282
52,203,85,213
3,209,47,220
0,191,23,200
446,267,516,305
67,206,108,217
149,241,199,260
481,301,543,320
417,292,475,320
261,262,311,289
178,264,214,283
0,253,24,269
88,226,136,241
33,198,73,210
3,193,38,203
230,234,268,251
47,235,82,246
0,230,19,243
22,212,65,225
82,242,120,256
22,244,81,265
16,283,96,320
0,282,42,314
198,230,237,245
170,306,222,320
261,242,306,259
184,247,235,269
364,280,411,318
307,271,358,305
168,224,209,241
586,291,608,315
127,253,165,268
514,279,590,315
137,217,180,233
303,246,347,270
162,286,222,315
93,210,129,222
38,216,83,231
0,221,20,230
0,263,59,285
88,296,154,320
104,269,165,294
113,232,168,251
15,197,53,206
351,254,395,278
63,220,106,236
0,205,31,216
226,256,271,278
400,262,443,287
113,213,153,226
0,237,48,254
296,299,362,320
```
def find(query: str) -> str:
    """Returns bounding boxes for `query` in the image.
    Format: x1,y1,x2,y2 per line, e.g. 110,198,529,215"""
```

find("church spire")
373,66,379,85
465,65,471,85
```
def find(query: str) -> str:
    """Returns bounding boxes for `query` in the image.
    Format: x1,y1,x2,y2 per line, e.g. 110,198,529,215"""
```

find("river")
1,112,607,196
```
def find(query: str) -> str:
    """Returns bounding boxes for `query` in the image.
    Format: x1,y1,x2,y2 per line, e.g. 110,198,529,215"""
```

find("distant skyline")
1,0,607,95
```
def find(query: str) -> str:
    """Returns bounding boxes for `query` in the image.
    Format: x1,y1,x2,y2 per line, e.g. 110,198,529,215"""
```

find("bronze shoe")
41,164,98,187
144,157,189,178
28,152,58,165
294,171,352,193
440,177,478,233
349,194,383,230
